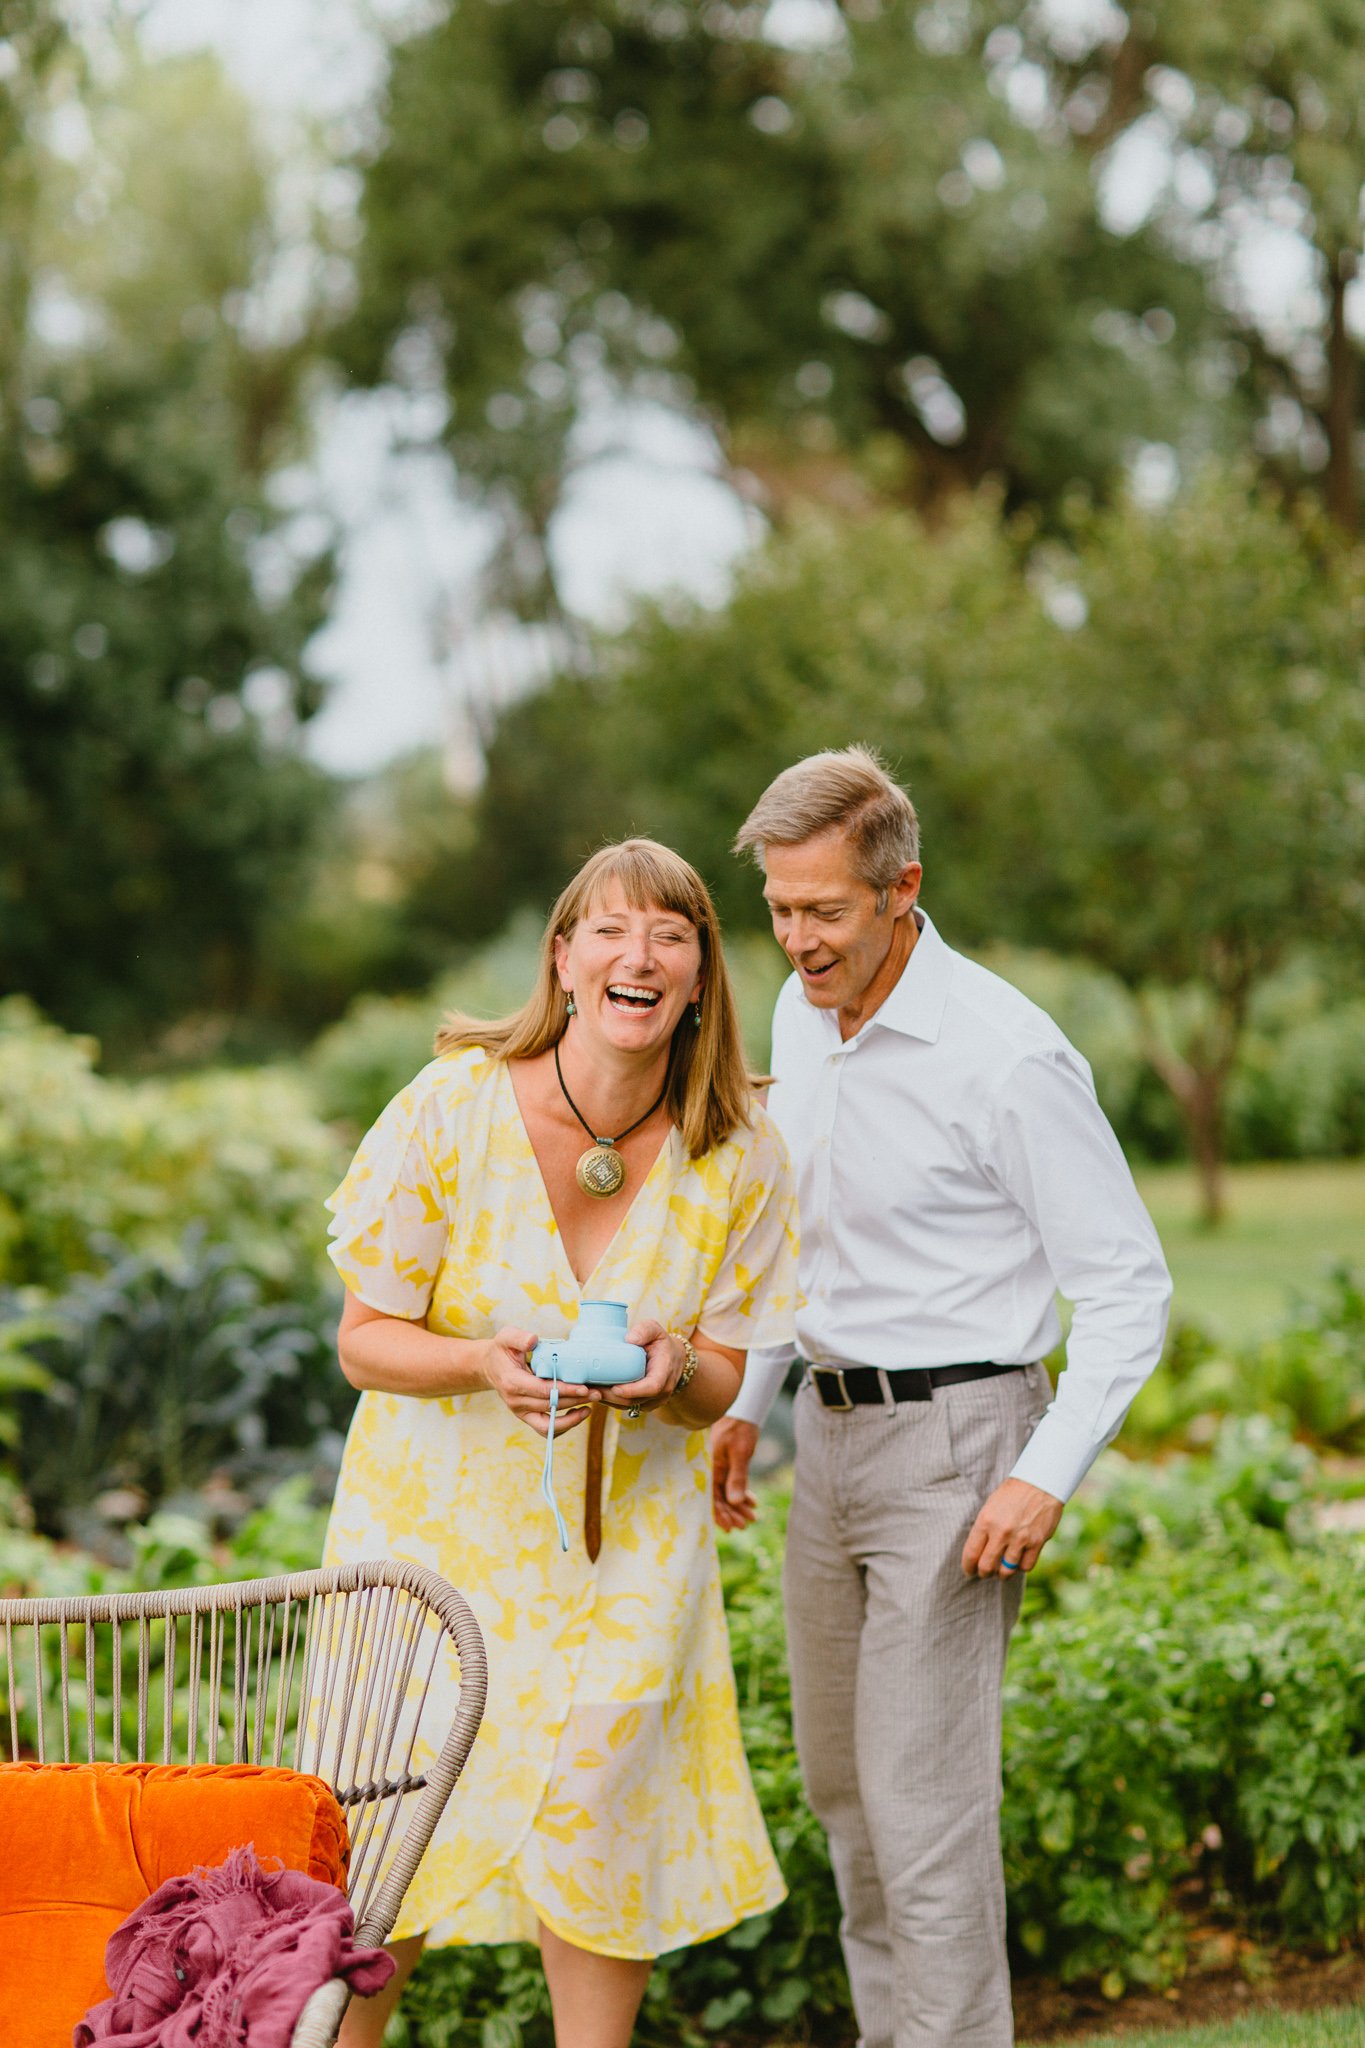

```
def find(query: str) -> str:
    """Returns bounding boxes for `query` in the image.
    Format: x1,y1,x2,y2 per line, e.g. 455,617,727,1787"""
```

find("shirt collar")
801,908,953,1047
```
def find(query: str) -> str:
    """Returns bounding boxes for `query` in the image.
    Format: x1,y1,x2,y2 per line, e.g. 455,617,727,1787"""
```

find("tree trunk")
1133,990,1243,1231
1139,1041,1228,1231
1325,250,1359,535
1183,1068,1227,1230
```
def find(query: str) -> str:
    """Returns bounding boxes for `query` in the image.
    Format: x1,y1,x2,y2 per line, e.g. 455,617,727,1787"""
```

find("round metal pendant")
576,1144,627,1198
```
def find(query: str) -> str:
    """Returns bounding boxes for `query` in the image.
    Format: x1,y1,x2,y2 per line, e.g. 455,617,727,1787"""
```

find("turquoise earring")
693,1001,702,1026
565,993,577,1016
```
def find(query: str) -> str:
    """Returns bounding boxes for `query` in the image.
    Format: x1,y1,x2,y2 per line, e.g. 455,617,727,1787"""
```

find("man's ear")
890,862,922,916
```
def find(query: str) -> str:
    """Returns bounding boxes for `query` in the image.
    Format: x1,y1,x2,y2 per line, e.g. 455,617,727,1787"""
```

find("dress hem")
402,1873,790,1962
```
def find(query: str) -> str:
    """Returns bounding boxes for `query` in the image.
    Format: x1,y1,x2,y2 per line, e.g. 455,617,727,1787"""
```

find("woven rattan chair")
0,1560,487,2048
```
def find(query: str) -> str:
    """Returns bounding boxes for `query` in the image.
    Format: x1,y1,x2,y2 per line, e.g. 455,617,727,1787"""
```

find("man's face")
762,829,918,1016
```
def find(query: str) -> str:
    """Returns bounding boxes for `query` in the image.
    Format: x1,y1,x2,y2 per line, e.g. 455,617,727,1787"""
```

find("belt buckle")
813,1366,853,1411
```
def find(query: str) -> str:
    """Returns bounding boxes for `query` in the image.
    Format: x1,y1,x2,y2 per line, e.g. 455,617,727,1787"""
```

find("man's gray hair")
734,745,920,899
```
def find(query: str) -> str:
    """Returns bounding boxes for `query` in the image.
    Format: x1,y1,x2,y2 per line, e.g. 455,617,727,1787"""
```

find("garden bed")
1017,1946,1365,2043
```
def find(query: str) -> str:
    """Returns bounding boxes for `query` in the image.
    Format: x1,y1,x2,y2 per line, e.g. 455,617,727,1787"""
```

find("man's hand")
711,1418,760,1531
962,1477,1063,1579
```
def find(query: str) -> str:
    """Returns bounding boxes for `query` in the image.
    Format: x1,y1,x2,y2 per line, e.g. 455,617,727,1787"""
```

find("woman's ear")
553,932,571,985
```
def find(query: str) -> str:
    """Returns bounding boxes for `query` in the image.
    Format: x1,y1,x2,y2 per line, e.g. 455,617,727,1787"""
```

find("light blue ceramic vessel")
532,1299,647,1385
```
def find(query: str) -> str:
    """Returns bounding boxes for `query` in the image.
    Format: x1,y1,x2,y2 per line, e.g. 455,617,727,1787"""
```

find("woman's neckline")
502,1056,677,1292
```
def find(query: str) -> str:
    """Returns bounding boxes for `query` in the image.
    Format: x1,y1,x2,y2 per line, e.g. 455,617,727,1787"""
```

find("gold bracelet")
674,1340,699,1395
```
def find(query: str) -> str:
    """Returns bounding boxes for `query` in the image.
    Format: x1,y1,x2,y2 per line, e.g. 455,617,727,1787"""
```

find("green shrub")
0,1474,116,1602
1127,1269,1365,1454
1005,1532,1365,1991
2,1236,350,1536
0,1471,329,1607
1027,1415,1319,1608
305,989,444,1136
0,998,344,1296
0,1475,332,1761
1226,977,1365,1161
117,1475,332,1590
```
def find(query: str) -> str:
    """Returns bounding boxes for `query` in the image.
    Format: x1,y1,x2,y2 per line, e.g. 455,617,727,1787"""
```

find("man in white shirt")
712,747,1171,2048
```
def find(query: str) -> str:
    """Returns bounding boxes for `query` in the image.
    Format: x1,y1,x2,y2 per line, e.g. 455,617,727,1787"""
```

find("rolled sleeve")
985,1049,1172,1501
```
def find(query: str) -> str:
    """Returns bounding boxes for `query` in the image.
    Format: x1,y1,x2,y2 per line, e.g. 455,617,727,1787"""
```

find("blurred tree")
0,1,69,393
0,43,335,1055
1002,467,1365,1221
472,495,1038,934
339,0,1222,614
1028,1,1365,530
252,752,506,1039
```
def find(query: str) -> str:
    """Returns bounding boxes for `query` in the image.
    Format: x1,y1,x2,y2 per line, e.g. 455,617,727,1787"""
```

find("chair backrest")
0,1560,487,1946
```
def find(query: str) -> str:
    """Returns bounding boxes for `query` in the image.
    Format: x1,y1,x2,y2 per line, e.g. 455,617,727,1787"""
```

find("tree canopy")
994,469,1365,1213
0,40,335,1054
338,0,1235,613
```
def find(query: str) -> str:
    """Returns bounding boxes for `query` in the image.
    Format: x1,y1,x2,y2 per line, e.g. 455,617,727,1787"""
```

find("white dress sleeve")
325,1070,452,1319
695,1109,800,1354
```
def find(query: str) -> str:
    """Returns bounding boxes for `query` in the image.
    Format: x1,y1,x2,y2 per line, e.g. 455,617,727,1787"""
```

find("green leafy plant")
1127,1270,1365,1455
3,1234,351,1535
1028,1414,1320,1610
0,1309,54,1448
0,998,345,1297
1005,1533,1365,1992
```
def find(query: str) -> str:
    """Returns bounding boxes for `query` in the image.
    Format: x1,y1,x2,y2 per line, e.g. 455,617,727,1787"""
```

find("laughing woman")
325,839,798,2048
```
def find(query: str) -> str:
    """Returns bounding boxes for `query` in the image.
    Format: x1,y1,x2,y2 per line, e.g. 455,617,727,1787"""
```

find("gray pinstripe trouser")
783,1362,1051,2048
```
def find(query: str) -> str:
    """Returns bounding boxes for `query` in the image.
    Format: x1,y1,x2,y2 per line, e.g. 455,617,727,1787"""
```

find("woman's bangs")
583,845,707,933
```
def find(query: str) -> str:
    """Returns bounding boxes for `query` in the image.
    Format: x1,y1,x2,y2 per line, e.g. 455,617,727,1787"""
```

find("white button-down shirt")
727,911,1172,1501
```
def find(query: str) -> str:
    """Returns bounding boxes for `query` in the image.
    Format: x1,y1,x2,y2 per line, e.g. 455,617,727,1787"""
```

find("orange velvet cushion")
0,1761,349,2048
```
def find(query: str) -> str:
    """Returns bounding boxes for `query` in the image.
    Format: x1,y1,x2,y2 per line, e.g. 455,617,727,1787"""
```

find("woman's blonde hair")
435,839,753,1158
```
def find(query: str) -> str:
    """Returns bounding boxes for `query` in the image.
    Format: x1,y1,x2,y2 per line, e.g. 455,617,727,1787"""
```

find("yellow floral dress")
323,1046,799,1957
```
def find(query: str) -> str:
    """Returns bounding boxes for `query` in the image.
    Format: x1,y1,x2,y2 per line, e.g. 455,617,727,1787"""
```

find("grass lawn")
1023,2004,1365,2047
1134,1159,1365,1342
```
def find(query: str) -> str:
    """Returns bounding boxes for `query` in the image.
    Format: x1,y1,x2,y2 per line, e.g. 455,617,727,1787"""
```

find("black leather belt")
807,1360,1027,1410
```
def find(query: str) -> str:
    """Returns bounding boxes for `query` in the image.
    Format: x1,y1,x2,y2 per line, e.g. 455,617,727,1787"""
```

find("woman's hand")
482,1326,596,1438
597,1319,686,1412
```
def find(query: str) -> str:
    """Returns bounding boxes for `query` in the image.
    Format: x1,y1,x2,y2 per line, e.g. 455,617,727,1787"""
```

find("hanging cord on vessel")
540,1353,570,1552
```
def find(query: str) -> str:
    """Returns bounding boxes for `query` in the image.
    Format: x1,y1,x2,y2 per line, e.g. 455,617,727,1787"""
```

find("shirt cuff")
1008,1408,1106,1504
726,1344,797,1429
